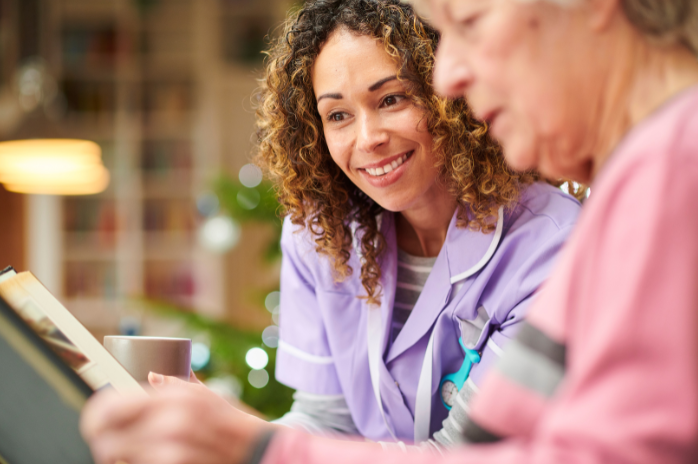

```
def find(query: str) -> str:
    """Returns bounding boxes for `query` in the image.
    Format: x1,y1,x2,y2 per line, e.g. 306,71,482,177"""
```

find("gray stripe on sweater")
495,338,565,398
516,322,566,367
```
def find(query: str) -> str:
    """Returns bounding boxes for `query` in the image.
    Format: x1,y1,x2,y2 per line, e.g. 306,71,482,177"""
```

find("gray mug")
103,336,192,383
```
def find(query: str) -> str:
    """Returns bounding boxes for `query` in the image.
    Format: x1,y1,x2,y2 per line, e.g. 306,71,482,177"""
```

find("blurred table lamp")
0,61,109,196
0,139,109,195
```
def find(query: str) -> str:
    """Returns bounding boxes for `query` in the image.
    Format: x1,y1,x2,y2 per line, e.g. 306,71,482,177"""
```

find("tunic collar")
380,207,503,363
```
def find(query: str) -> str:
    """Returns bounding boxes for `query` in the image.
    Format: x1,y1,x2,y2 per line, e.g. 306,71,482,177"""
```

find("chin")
368,193,413,213
543,158,592,184
500,139,538,173
373,199,407,213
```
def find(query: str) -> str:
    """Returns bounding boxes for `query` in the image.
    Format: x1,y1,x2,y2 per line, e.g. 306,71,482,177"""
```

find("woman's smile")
358,150,414,187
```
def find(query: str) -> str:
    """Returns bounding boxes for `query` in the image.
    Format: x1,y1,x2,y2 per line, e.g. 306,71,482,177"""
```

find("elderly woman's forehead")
407,0,482,22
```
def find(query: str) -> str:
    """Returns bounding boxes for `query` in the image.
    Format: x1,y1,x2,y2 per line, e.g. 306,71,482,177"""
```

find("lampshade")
0,139,110,195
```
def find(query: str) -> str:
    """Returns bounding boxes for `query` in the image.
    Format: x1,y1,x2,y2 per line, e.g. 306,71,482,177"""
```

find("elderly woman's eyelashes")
456,12,483,35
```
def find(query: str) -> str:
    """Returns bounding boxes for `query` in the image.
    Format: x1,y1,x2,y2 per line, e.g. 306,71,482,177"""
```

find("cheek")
324,131,353,173
398,107,432,146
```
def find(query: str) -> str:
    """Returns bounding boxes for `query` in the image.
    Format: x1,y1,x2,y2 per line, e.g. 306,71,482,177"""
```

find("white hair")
409,0,698,55
621,0,698,55
527,0,698,54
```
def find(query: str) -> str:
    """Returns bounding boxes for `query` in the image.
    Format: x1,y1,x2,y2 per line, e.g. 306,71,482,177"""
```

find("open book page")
0,272,146,396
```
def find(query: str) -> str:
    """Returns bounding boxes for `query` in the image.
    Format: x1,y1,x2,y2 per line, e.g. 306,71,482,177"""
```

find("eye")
457,12,482,32
381,94,405,107
327,111,347,122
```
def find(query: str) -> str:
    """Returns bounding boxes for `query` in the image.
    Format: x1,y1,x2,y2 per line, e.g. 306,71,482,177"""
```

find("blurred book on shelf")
143,199,195,236
141,139,192,196
145,261,195,304
61,79,116,115
142,80,193,127
64,261,117,300
141,140,192,174
64,198,118,250
61,24,120,71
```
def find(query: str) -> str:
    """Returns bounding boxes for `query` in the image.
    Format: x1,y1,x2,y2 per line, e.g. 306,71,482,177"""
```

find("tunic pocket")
457,306,491,350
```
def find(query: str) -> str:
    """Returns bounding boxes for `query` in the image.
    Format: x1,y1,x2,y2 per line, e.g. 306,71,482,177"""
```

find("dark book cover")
0,295,95,464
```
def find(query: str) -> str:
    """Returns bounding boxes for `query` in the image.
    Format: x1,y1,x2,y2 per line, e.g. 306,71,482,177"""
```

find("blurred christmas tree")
213,175,283,262
142,169,292,418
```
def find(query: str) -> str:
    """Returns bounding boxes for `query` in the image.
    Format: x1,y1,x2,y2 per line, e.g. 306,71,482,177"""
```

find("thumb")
148,372,190,390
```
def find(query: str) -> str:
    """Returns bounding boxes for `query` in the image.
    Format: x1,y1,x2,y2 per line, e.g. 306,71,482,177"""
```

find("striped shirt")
391,249,437,345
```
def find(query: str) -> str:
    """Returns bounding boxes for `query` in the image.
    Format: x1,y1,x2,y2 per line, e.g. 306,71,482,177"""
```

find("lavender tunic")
275,182,580,442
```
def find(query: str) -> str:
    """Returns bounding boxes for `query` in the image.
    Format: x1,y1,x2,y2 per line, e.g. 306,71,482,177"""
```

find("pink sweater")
259,85,698,464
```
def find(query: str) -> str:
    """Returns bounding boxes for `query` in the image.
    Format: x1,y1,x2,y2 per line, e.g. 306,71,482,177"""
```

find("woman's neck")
589,36,698,181
395,186,458,258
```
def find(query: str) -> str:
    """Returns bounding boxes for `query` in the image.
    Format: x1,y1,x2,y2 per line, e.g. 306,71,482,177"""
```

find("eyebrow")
316,75,399,103
316,92,342,103
368,75,398,92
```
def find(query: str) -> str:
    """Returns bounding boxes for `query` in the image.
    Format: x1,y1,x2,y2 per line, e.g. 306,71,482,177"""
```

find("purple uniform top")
276,182,580,442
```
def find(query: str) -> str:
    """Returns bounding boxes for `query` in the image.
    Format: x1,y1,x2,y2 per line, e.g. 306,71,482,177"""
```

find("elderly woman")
81,0,698,463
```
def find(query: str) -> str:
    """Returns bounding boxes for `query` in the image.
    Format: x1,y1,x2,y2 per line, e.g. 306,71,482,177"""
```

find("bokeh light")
238,163,263,188
262,325,279,348
245,347,269,370
198,215,240,253
248,369,269,388
205,375,243,399
190,342,211,371
118,316,141,336
265,291,280,313
236,188,260,210
196,191,220,217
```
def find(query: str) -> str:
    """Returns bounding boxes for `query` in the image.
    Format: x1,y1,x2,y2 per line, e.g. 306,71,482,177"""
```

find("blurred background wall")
0,0,296,416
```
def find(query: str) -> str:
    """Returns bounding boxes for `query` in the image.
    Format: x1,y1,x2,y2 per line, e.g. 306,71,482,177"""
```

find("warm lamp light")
0,139,110,195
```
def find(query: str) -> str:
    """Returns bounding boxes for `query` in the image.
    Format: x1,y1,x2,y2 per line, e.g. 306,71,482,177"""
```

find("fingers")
81,385,263,464
148,372,194,391
80,389,149,441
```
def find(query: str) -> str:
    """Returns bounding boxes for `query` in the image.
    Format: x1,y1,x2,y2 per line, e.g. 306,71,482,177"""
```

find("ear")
587,0,623,32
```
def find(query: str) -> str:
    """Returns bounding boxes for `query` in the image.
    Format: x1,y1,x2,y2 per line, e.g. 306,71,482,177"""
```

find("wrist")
244,429,277,464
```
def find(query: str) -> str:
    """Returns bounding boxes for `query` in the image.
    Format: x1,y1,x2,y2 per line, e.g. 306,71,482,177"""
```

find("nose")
355,111,389,153
433,34,474,98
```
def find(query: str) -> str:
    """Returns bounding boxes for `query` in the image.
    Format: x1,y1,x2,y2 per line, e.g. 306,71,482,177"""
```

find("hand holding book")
81,373,272,464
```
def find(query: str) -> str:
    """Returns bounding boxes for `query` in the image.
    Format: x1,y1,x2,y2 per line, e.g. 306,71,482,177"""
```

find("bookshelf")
0,0,293,338
49,0,216,335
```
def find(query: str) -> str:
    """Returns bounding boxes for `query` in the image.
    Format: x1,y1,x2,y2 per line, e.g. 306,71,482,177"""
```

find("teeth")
365,152,411,177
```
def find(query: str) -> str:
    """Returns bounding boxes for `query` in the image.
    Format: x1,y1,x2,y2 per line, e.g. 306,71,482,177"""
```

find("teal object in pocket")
439,337,481,410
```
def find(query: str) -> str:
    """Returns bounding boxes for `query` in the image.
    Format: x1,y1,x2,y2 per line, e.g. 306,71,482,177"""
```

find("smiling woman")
256,0,541,305
252,0,580,446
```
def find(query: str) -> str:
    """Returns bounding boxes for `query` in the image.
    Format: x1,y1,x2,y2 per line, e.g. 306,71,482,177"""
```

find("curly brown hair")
255,0,538,305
